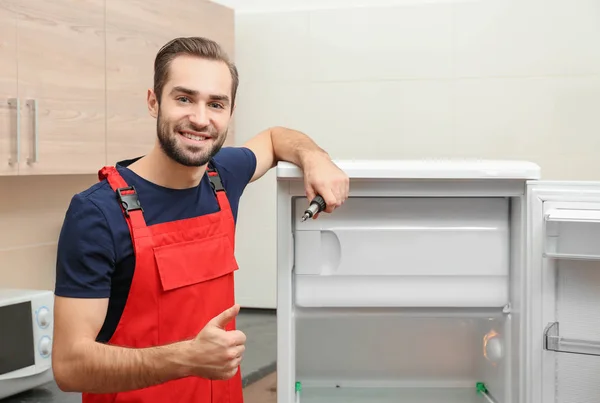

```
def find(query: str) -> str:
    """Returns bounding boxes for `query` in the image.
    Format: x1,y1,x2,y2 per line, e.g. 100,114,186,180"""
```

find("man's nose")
189,106,210,127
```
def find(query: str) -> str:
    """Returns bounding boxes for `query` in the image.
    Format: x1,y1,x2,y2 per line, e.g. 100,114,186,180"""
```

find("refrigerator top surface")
277,159,541,180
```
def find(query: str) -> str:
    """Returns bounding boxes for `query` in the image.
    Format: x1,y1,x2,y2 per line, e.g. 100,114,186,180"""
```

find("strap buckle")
116,185,143,217
207,166,225,193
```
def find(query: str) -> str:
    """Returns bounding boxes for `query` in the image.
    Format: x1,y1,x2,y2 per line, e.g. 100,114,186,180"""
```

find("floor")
0,308,277,403
236,308,277,385
243,372,277,403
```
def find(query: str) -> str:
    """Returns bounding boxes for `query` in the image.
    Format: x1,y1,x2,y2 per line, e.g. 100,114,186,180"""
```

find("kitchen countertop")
0,309,276,403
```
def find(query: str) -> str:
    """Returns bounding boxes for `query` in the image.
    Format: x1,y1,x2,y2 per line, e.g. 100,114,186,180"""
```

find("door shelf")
294,384,499,403
544,208,600,260
544,322,600,357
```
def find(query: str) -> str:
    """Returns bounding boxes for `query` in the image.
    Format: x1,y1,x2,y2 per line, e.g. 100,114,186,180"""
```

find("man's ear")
147,89,159,118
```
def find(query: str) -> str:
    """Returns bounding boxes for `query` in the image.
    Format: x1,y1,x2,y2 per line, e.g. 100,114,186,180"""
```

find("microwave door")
0,301,36,376
527,181,600,403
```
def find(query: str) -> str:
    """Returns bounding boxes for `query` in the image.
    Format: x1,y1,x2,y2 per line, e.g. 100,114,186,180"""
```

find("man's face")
149,55,233,167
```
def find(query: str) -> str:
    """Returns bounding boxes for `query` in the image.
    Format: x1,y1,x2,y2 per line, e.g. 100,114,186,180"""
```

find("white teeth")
181,132,207,141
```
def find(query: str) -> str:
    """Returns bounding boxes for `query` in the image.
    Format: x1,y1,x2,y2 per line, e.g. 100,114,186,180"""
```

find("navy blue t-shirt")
54,146,257,342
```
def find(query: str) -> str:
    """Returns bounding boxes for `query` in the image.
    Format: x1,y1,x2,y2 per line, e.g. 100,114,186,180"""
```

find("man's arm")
52,296,191,393
243,126,328,182
243,126,349,213
53,297,245,393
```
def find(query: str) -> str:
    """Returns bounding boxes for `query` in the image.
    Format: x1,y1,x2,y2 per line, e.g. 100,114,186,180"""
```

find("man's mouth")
179,131,212,142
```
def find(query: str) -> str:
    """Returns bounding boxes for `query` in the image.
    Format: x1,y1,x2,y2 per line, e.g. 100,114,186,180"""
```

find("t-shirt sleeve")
214,146,257,190
54,193,116,299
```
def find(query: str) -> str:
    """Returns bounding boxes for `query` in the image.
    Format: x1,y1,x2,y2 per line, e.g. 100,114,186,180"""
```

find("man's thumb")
209,304,240,329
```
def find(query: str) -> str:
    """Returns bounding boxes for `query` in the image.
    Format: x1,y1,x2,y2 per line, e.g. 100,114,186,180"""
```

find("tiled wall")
232,0,600,173
0,174,98,290
230,0,600,308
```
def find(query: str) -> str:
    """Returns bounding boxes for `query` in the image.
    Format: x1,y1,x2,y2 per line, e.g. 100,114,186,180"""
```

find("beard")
156,112,227,167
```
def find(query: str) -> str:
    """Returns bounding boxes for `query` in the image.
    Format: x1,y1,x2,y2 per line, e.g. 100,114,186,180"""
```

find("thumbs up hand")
185,304,246,380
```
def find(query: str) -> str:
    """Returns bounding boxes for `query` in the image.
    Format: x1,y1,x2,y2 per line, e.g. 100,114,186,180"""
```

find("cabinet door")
14,0,105,175
105,0,174,165
527,181,600,403
0,4,18,176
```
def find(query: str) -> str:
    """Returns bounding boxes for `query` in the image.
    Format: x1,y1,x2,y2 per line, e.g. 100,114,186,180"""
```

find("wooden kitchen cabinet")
0,0,235,176
0,4,19,176
10,0,106,175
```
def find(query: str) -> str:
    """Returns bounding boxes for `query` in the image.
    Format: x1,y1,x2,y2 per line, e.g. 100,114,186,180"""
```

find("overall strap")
207,161,230,210
98,166,148,237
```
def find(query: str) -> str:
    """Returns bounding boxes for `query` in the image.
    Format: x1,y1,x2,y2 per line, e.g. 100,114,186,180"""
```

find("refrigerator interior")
289,194,525,403
294,308,510,403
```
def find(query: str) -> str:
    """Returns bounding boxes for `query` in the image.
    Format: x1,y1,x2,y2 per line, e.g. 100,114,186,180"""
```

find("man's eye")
177,96,191,103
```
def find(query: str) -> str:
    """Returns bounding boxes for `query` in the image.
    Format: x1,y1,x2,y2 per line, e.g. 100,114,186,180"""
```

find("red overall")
82,163,243,403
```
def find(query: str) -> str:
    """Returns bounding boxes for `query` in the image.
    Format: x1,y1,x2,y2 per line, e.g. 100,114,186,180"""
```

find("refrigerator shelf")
544,321,600,356
294,385,499,403
544,207,600,260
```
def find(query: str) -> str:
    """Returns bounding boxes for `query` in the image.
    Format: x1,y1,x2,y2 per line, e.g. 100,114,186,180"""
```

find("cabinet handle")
26,99,38,164
7,98,20,166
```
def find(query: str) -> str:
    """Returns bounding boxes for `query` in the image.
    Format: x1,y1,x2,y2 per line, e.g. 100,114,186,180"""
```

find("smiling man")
51,37,349,403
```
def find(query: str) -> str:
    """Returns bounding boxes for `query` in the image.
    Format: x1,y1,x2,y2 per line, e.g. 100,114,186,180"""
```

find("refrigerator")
275,159,600,403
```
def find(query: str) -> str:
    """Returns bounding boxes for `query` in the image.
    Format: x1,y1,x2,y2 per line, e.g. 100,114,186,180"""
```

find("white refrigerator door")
527,181,600,403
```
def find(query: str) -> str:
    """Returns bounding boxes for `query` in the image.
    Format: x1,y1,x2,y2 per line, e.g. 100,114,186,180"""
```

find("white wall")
223,0,600,308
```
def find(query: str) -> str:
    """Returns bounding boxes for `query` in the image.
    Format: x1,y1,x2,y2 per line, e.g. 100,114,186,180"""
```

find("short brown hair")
153,37,239,109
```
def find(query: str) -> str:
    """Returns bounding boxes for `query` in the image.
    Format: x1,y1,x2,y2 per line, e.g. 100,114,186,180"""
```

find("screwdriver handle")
302,195,327,221
310,195,327,212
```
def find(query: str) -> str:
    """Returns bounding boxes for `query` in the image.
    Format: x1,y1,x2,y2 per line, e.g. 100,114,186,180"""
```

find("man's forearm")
54,339,192,394
269,126,330,168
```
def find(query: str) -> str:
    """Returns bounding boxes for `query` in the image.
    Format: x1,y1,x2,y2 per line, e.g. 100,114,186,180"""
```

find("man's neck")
128,147,207,190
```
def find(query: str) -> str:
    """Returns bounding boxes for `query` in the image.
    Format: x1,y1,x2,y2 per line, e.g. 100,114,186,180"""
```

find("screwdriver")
301,195,327,222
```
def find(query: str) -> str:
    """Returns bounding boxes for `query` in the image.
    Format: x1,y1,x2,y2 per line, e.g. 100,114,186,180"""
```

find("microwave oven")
0,288,54,399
